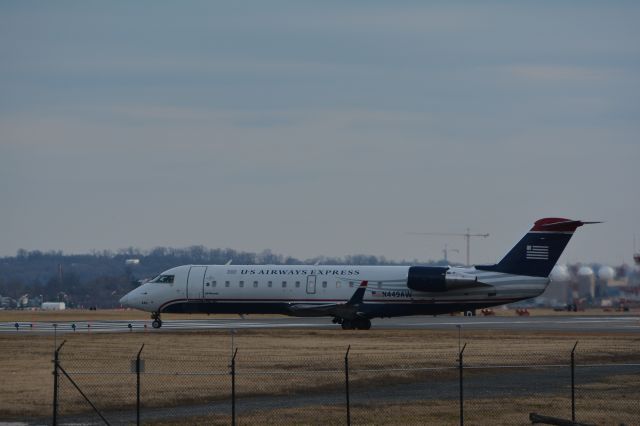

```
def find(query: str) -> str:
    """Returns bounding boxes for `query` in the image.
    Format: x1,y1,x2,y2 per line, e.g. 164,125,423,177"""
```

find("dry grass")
1,328,638,421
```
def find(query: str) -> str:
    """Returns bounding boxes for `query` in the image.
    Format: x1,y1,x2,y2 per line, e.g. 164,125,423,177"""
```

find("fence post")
136,344,145,426
231,348,238,426
571,341,578,422
52,340,66,426
345,345,351,426
459,342,467,426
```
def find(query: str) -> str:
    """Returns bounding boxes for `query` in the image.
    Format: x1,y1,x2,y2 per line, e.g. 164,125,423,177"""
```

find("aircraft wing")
287,281,368,319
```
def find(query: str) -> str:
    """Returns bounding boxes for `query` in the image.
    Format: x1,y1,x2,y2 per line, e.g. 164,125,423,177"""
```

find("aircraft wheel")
152,319,162,329
341,320,353,330
352,318,371,330
359,319,371,330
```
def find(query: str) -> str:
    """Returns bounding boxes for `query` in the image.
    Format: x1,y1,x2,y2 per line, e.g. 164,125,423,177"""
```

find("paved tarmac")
1,314,638,334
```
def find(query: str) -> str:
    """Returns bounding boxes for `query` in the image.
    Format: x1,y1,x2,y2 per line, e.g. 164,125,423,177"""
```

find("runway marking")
1,316,638,334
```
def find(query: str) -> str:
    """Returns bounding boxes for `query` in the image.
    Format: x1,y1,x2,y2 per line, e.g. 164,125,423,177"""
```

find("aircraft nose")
119,293,130,307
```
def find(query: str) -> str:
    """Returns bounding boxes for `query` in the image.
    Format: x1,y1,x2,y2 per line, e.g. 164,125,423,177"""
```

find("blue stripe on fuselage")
161,299,519,318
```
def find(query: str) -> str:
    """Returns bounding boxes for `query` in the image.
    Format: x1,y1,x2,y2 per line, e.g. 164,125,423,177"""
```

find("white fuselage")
118,217,592,329
120,264,549,318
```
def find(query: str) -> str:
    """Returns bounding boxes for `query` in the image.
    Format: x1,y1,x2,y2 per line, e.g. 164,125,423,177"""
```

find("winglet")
346,281,368,306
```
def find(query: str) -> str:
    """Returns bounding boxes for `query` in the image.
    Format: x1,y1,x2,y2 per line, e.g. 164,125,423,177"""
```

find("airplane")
119,217,598,330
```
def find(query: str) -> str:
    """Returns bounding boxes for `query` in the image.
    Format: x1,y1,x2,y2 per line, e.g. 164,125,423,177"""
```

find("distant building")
0,296,16,309
41,302,66,310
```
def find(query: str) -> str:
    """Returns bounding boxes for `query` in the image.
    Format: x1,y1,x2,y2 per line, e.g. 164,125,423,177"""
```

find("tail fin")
476,218,600,277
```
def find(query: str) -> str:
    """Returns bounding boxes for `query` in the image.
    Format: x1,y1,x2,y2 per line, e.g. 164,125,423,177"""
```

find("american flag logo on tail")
526,245,549,260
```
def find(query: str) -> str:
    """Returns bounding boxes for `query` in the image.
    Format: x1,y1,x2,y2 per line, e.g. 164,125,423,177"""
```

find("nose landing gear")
151,312,162,329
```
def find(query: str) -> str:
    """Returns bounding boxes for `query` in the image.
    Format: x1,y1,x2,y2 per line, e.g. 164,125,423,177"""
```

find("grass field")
1,324,639,423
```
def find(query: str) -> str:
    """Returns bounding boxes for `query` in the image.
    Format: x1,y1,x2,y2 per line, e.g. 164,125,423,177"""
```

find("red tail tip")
531,218,600,233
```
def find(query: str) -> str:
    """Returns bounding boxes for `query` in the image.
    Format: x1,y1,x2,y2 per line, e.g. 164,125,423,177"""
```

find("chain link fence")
49,339,640,425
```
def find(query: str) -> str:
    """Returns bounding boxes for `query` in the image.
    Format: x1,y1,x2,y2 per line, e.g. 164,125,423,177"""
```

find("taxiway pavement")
1,314,638,335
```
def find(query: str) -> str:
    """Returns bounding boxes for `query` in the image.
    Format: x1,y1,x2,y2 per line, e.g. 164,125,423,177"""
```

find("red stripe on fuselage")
159,297,519,311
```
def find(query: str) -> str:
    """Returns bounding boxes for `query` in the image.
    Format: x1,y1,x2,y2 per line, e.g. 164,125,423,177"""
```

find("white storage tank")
41,302,66,311
550,264,570,282
597,266,615,281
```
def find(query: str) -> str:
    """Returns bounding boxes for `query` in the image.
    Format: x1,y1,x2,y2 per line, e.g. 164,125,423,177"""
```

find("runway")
1,314,638,334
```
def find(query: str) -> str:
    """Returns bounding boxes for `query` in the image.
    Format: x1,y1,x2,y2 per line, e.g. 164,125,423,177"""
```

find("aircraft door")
306,275,316,294
187,266,207,300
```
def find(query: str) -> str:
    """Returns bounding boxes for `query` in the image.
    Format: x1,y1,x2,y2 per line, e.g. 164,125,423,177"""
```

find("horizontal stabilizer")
532,218,602,233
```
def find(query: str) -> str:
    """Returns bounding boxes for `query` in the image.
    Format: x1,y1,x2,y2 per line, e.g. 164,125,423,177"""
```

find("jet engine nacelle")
407,266,478,292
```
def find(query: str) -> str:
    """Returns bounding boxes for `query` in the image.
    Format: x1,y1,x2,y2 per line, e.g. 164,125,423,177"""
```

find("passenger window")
212,281,217,287
322,281,327,288
295,281,300,288
282,281,287,288
268,281,273,287
253,281,258,288
239,281,244,288
336,280,341,288
349,281,354,288
225,281,230,287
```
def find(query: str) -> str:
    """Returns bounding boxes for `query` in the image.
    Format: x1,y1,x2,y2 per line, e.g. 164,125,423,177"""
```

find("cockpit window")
151,274,174,284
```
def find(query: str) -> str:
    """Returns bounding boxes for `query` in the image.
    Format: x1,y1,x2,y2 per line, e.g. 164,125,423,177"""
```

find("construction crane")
408,228,489,266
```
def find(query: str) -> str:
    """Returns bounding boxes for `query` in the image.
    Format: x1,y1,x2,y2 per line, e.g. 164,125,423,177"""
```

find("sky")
1,1,639,266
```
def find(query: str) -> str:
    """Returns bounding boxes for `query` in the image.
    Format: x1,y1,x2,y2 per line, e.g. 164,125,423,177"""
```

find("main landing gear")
151,312,163,329
333,317,371,330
